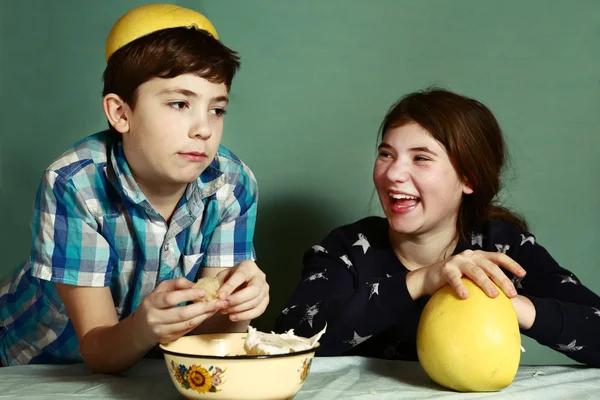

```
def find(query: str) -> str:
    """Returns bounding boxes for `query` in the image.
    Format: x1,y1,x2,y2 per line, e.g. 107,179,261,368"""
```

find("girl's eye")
210,108,227,117
169,101,188,110
415,156,430,162
378,151,392,158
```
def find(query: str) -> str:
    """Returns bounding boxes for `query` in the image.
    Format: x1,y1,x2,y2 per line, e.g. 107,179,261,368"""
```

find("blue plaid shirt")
0,131,258,365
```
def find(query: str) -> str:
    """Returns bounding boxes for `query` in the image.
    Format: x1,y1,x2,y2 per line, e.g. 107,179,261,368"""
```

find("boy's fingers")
152,288,206,309
155,278,194,294
154,299,225,324
158,311,218,343
228,295,269,322
218,270,250,300
220,288,263,314
222,284,261,307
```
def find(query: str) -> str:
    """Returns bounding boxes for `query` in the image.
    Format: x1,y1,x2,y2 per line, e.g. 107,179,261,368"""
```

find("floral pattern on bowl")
170,360,226,393
299,358,312,382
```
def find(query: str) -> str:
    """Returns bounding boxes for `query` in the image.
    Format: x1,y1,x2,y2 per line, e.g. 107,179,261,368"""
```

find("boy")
0,4,269,373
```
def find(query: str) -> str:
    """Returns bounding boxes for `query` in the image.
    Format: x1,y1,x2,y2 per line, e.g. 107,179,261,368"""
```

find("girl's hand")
408,250,526,300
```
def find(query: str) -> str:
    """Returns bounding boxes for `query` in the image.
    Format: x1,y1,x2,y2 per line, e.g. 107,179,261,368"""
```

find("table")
0,357,598,399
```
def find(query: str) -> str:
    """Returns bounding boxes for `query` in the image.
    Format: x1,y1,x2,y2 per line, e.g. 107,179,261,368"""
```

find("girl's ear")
462,177,474,195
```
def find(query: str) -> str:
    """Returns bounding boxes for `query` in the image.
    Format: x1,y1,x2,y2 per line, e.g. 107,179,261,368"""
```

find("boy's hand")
216,260,270,322
133,278,227,346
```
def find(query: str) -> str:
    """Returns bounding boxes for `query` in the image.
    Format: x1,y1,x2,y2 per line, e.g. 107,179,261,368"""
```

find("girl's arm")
512,235,600,367
274,226,419,356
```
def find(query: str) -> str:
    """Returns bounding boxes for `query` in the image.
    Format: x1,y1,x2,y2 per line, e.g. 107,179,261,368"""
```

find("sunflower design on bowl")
298,358,312,382
170,361,226,393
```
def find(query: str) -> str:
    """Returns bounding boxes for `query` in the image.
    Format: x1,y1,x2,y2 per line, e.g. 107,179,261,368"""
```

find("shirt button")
163,243,170,252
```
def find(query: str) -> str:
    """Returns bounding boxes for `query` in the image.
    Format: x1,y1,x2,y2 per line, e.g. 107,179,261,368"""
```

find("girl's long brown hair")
379,87,527,239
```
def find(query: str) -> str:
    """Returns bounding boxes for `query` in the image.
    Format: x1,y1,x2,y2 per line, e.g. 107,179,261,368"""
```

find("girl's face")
373,122,473,238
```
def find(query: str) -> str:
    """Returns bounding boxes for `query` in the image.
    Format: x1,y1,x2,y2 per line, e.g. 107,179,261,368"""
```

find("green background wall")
1,0,598,365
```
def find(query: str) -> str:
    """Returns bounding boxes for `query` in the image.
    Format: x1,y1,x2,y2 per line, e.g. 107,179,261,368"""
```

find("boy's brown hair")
102,27,241,133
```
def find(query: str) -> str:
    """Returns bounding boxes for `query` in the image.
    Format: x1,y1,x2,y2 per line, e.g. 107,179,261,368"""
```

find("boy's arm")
55,284,145,373
34,171,224,373
57,278,224,374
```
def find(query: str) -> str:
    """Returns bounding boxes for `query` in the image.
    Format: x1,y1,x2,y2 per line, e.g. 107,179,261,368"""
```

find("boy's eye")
377,151,392,158
415,156,430,162
169,101,188,110
210,108,227,117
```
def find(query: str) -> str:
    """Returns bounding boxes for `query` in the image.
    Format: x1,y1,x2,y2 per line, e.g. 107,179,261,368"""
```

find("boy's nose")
190,119,212,139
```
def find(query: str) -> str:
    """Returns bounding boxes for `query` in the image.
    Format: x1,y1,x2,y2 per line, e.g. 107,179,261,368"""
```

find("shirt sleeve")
512,233,600,367
202,163,258,267
274,226,419,356
29,170,116,287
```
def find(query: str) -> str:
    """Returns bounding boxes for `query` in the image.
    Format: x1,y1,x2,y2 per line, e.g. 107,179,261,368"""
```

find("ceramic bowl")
160,333,317,399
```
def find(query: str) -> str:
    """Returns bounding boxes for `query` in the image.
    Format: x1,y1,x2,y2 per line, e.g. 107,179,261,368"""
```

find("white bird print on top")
353,233,371,254
312,245,328,254
340,255,353,268
556,340,584,352
281,305,297,315
304,270,328,283
495,244,510,254
344,331,373,347
471,233,483,248
520,234,535,246
592,307,600,317
385,274,392,278
511,275,524,290
368,283,380,299
299,302,321,328
560,275,579,285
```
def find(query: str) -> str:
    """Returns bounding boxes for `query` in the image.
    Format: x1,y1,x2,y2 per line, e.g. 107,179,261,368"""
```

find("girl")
274,88,600,367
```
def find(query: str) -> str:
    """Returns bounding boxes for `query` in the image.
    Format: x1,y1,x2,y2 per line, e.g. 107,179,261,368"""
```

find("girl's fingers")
482,252,526,277
462,262,499,298
445,268,470,299
475,257,518,297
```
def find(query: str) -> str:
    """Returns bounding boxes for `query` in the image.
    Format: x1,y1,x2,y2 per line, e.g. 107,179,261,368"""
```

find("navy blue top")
274,217,600,367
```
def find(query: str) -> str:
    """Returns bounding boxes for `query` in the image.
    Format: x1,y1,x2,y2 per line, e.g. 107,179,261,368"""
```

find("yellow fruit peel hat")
105,4,219,62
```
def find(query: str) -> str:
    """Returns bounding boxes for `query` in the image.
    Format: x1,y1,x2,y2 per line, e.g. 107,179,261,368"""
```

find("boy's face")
121,73,228,193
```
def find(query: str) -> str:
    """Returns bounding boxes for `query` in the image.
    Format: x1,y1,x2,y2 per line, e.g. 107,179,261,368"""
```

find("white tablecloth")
0,357,598,399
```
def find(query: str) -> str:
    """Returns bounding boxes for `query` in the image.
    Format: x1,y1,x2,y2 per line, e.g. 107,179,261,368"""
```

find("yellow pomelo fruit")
105,4,219,61
416,278,520,392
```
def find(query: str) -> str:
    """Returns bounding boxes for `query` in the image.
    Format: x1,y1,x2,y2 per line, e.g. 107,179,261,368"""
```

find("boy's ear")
102,94,130,134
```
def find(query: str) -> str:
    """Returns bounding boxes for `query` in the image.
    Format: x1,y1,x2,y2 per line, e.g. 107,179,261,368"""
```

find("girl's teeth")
388,193,418,200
